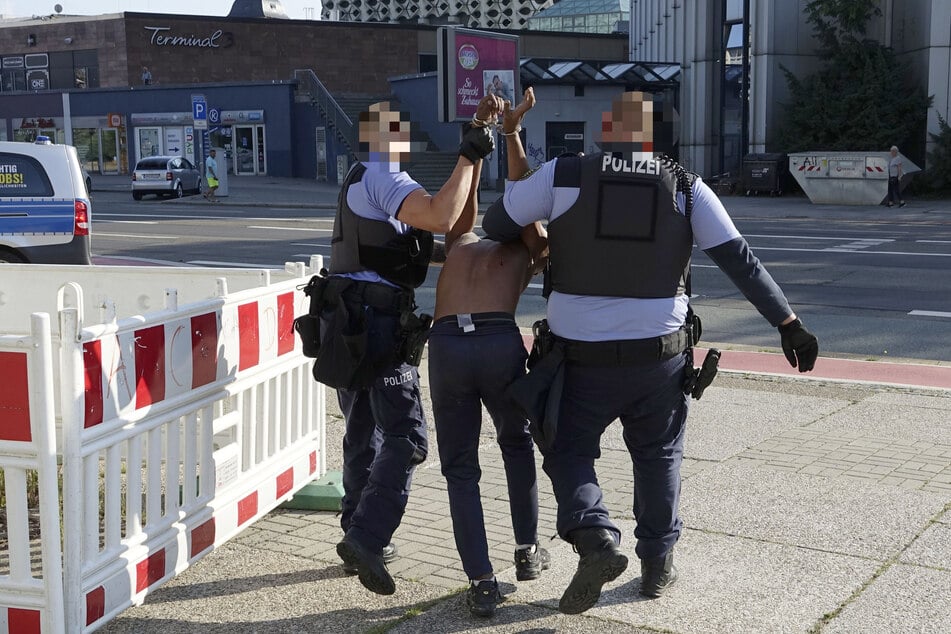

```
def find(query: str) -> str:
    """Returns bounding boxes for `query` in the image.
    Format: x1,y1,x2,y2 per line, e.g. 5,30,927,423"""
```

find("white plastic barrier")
0,257,326,633
789,152,921,205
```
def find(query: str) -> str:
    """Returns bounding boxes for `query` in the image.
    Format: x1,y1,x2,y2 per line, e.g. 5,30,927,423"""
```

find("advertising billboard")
438,27,520,122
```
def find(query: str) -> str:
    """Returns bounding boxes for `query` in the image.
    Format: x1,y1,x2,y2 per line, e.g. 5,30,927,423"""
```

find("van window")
0,152,54,197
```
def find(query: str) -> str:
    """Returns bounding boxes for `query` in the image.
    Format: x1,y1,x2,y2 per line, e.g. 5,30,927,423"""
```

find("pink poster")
452,32,519,120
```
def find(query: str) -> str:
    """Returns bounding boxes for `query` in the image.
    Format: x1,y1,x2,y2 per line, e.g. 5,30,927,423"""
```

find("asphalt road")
89,190,951,363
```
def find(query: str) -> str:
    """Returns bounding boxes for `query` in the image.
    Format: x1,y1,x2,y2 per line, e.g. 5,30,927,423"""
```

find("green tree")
778,0,930,156
923,113,951,191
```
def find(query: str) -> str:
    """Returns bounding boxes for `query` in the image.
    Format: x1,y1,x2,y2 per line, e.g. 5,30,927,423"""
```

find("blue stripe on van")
0,199,75,235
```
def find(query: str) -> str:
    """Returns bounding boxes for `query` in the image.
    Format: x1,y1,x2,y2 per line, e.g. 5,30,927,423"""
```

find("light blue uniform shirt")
499,159,741,341
337,160,422,286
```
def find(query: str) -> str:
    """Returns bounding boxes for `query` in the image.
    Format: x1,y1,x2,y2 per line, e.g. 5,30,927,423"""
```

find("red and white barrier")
0,257,325,633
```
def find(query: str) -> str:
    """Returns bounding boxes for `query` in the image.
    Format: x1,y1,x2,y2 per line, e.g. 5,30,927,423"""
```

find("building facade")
0,11,629,182
629,0,951,178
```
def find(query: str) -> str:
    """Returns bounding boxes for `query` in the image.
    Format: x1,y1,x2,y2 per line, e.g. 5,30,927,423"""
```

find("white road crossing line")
290,243,331,249
908,310,951,318
745,234,898,241
527,283,543,289
755,246,951,257
691,264,717,268
186,260,276,268
917,240,951,244
94,219,159,225
95,233,179,239
248,225,329,232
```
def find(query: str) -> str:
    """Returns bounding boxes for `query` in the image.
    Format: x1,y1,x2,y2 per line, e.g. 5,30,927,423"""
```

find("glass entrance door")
233,125,266,175
100,128,119,174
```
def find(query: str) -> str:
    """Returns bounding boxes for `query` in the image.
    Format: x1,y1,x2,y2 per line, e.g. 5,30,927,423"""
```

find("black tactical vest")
547,152,693,298
329,163,434,290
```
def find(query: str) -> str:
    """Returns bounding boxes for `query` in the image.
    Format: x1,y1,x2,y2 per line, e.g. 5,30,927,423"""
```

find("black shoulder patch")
553,155,582,188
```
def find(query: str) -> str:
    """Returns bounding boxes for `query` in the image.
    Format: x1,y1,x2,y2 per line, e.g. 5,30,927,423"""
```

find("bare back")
434,233,534,319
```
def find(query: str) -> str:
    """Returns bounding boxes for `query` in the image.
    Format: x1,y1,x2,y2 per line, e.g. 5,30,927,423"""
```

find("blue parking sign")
192,94,207,129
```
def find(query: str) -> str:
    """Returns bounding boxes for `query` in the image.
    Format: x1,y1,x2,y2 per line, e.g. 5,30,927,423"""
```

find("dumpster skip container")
742,153,788,196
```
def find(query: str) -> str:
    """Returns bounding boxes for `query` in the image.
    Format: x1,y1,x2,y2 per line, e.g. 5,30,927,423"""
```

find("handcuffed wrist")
503,125,522,136
471,116,489,128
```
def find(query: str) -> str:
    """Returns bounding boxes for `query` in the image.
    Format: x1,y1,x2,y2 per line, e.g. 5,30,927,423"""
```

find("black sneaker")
336,537,396,595
342,542,397,575
466,579,501,618
638,550,678,598
899,201,906,208
514,545,551,581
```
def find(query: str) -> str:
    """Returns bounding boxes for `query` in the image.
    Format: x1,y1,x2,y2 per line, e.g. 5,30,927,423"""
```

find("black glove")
778,318,818,372
459,124,495,162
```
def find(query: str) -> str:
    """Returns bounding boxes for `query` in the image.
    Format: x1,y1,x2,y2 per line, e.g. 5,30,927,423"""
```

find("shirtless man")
427,88,550,619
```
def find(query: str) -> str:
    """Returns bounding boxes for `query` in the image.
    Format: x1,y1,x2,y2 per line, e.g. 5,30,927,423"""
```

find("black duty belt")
560,327,690,366
433,311,515,331
328,278,411,314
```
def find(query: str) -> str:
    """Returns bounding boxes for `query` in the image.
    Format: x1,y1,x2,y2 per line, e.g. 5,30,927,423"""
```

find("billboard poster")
438,27,519,122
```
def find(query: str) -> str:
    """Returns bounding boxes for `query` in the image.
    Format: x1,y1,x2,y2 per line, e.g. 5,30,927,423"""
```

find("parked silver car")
131,156,202,200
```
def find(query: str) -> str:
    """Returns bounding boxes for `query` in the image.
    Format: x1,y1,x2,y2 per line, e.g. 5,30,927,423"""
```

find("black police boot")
638,549,678,598
558,528,629,615
336,536,396,595
465,579,502,618
342,542,397,574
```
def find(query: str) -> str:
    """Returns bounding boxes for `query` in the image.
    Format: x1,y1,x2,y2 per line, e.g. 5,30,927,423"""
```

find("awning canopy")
520,58,681,88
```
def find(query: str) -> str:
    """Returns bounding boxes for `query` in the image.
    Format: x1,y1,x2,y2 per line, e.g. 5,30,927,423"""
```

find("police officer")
482,91,818,614
429,88,550,618
321,97,500,596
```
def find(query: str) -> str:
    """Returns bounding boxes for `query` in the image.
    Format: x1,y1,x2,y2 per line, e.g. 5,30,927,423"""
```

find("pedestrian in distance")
886,145,906,207
141,66,152,85
428,87,550,619
295,97,500,597
203,149,219,202
483,90,819,614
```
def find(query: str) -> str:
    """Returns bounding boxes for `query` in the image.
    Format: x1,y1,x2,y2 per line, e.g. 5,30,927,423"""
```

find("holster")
398,310,433,366
506,339,566,452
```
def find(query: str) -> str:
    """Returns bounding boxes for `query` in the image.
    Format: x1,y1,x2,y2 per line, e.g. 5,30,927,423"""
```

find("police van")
0,140,92,264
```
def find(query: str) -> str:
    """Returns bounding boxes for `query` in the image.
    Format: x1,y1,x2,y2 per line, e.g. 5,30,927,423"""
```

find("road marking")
95,233,178,239
746,234,898,241
187,260,276,268
754,246,951,257
248,225,330,232
527,283,543,289
95,219,158,225
908,310,951,318
290,243,331,249
917,240,951,244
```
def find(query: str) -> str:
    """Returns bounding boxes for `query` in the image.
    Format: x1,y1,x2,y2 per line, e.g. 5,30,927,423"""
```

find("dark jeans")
337,309,428,553
429,314,539,580
543,350,691,560
887,176,903,204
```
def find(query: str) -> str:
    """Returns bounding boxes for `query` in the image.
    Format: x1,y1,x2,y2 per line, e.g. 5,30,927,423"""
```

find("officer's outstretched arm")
398,94,502,234
705,236,818,372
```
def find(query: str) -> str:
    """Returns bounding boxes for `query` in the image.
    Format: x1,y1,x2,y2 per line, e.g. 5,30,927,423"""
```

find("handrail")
294,68,357,159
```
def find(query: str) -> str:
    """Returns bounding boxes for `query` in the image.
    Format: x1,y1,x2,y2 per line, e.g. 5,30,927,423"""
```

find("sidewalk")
97,348,951,634
95,174,951,632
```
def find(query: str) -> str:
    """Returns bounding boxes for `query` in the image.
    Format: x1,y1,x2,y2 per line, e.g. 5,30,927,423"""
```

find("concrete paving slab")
807,396,951,446
680,462,947,559
681,386,847,461
101,540,452,633
823,563,951,634
900,520,951,569
603,527,879,634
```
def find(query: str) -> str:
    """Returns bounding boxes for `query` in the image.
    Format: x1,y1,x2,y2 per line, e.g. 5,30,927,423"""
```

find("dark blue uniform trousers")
336,310,429,554
428,315,539,580
544,350,690,561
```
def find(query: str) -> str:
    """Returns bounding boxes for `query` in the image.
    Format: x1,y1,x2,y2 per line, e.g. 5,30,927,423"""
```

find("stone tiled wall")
0,14,627,95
